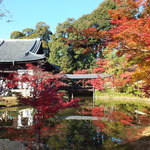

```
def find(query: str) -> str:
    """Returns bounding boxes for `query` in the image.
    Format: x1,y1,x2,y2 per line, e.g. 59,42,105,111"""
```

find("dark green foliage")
49,0,117,73
10,0,117,73
73,0,117,31
35,22,52,42
48,18,97,73
22,28,34,37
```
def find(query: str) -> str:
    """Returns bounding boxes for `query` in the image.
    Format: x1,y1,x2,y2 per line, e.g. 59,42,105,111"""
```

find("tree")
7,64,80,146
10,22,52,57
22,28,34,37
48,18,75,73
35,22,52,42
0,0,12,22
10,31,25,39
73,0,117,31
49,18,97,73
10,64,80,118
107,0,150,96
63,0,149,96
49,0,118,73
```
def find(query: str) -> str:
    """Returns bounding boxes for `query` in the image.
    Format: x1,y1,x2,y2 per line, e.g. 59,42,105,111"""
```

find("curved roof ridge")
0,40,4,46
28,51,45,58
0,38,41,42
29,39,42,53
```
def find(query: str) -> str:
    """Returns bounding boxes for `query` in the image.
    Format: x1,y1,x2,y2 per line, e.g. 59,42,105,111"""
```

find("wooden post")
93,86,95,108
71,80,74,99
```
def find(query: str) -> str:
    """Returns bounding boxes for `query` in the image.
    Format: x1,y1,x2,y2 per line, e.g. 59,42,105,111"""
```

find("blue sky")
0,0,103,39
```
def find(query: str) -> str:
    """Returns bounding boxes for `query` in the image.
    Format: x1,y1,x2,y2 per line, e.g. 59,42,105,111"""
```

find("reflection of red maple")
91,106,150,142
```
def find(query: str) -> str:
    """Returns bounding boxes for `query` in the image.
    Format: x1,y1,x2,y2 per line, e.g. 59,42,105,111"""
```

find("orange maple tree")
108,0,150,96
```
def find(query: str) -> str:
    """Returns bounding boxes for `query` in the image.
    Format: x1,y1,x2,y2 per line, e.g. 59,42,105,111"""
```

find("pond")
0,96,150,150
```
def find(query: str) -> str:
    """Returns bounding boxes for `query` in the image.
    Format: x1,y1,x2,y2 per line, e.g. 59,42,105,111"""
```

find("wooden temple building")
0,39,59,96
0,38,58,76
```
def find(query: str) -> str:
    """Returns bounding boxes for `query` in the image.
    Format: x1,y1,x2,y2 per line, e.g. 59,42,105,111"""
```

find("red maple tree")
7,64,80,144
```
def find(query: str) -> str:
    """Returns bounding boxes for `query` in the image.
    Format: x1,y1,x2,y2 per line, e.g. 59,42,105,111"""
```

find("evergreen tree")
10,31,25,39
73,0,117,31
49,0,117,73
49,18,96,73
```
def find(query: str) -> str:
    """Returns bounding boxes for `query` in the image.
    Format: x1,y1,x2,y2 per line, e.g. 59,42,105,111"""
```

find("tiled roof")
0,39,45,63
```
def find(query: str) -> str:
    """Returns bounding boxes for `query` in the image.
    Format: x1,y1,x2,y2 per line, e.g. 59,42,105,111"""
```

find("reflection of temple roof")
0,39,45,63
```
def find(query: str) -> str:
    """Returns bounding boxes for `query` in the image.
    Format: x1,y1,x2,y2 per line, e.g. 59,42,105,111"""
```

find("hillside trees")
73,0,117,30
10,31,25,39
49,18,97,73
48,18,76,73
49,0,117,73
22,28,34,36
62,0,150,96
10,22,52,41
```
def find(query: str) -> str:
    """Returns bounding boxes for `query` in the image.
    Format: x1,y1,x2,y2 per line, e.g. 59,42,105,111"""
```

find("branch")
124,45,150,52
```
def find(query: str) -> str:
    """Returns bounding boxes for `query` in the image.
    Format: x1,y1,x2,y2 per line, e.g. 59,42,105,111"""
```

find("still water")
0,97,150,150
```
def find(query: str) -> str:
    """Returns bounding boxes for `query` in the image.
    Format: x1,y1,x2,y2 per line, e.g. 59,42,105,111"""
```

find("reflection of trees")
48,120,107,149
0,127,34,141
92,105,150,148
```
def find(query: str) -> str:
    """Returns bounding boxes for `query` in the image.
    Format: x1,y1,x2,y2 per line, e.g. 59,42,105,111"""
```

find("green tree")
22,28,34,37
49,0,117,73
49,18,98,73
73,0,117,31
10,31,25,39
35,22,52,42
49,18,77,73
10,22,52,57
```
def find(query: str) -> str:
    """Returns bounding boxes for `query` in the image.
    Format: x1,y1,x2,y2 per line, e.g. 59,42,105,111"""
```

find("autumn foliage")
107,0,150,96
63,0,150,96
8,64,80,123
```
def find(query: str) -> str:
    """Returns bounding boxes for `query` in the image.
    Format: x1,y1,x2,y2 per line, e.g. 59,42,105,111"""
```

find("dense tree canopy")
59,0,150,96
10,31,25,39
107,0,150,95
9,0,149,96
49,18,97,73
73,0,117,30
48,0,117,73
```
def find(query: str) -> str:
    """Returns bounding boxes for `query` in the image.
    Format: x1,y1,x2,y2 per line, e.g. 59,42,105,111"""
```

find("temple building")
0,38,59,96
0,38,58,75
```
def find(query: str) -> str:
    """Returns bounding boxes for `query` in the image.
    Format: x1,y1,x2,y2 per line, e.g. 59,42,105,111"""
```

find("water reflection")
0,107,34,128
17,108,34,128
0,101,150,149
48,120,107,150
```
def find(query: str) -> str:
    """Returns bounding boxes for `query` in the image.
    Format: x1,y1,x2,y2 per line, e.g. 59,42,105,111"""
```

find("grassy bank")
0,97,18,107
95,90,150,106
